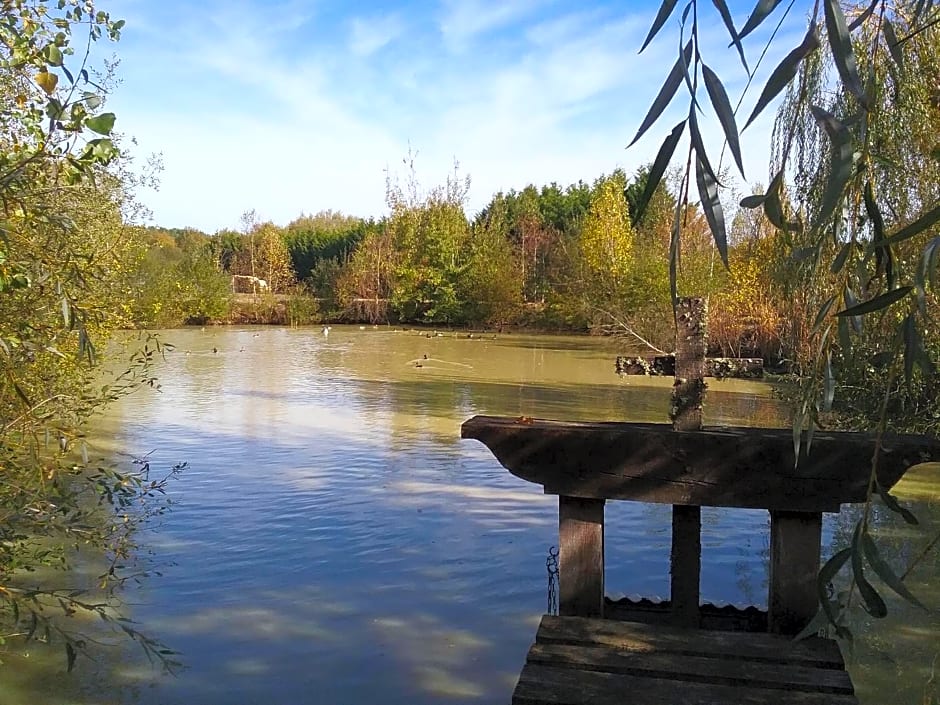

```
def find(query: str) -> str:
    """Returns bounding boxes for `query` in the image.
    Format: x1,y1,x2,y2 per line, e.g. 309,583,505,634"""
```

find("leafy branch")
630,0,940,640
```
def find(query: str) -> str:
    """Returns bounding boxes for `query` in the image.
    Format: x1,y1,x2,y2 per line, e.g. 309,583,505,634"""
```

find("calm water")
4,326,938,704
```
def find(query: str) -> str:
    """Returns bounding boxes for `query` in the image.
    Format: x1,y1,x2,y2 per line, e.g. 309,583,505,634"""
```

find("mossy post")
670,297,707,628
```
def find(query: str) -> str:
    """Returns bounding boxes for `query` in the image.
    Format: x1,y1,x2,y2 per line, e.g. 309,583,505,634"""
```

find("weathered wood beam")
461,416,940,512
559,496,605,618
769,511,822,635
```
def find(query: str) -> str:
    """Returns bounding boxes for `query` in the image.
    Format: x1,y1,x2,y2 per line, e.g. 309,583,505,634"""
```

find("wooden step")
511,616,858,705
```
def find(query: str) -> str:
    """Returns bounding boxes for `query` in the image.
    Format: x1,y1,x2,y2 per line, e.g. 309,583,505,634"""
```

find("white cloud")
349,13,404,57
108,0,807,230
437,0,546,50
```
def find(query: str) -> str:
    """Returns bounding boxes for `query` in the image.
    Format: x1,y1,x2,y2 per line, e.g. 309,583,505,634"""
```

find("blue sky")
108,0,807,232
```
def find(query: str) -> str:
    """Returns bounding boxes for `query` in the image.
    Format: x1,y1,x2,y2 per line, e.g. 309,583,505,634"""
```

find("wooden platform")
513,615,858,705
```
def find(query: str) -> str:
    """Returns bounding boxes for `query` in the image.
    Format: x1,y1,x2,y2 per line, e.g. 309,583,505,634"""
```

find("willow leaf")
740,193,766,208
830,242,854,274
876,480,919,525
861,531,927,610
810,106,854,230
738,0,785,39
880,202,940,247
817,548,852,626
635,120,686,226
848,0,879,30
629,39,694,146
688,107,719,186
824,0,867,105
695,153,729,268
744,23,820,129
702,64,744,177
823,351,835,411
711,0,748,70
842,286,862,333
882,19,904,71
794,605,836,641
836,286,912,317
678,17,698,107
838,315,852,353
917,236,940,296
792,246,817,262
852,524,887,618
763,183,801,232
792,409,803,464
864,180,894,289
641,0,681,52
903,313,936,381
812,295,837,333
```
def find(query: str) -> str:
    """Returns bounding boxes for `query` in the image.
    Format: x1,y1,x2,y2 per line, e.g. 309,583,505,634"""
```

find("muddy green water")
3,326,937,704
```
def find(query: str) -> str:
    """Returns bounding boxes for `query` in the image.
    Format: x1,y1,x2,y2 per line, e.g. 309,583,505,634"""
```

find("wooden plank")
670,297,705,626
769,510,822,635
526,642,854,694
460,416,939,510
535,616,845,669
513,663,859,705
670,505,701,627
558,496,604,618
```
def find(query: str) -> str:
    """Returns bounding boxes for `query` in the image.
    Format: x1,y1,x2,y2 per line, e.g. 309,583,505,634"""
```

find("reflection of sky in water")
8,326,937,705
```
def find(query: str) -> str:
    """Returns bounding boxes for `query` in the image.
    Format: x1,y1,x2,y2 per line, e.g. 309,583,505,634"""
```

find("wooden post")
768,510,822,635
670,297,706,628
558,495,605,618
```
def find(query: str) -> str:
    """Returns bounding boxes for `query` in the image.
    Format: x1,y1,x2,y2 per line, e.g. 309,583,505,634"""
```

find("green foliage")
0,0,179,670
282,211,374,281
580,171,635,287
253,223,295,294
385,160,472,324
460,197,523,325
129,228,232,326
632,0,940,645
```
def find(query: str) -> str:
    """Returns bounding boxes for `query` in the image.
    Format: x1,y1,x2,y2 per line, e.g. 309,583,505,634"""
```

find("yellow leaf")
35,70,58,95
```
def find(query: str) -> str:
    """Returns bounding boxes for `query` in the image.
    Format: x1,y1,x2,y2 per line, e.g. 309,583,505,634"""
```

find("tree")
0,0,179,670
460,196,523,325
129,228,232,326
335,227,396,323
386,159,472,323
282,211,369,282
632,0,939,641
254,222,295,293
580,171,635,291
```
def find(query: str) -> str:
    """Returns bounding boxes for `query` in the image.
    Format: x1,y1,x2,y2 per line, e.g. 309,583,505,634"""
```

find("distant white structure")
231,275,269,293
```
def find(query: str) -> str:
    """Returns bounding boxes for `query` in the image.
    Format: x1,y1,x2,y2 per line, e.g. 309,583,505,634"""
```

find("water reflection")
4,326,936,704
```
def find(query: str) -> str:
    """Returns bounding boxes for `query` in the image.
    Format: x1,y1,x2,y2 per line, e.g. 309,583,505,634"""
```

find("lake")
4,326,938,704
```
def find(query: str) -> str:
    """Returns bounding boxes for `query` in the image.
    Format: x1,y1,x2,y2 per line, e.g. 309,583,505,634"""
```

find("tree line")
131,164,799,362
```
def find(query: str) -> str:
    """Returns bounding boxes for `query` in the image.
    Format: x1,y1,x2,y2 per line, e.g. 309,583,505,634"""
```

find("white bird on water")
322,325,331,337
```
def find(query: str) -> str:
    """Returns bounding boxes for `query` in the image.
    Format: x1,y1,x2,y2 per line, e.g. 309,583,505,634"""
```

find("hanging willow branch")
629,0,940,641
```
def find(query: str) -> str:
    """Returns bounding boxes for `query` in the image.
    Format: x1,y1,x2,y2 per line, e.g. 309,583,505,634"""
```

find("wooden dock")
461,297,940,704
514,615,856,704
